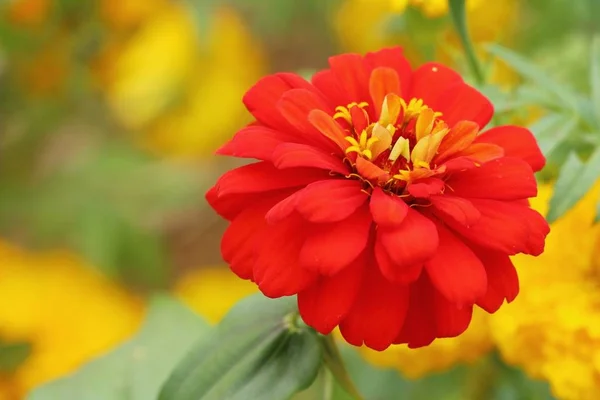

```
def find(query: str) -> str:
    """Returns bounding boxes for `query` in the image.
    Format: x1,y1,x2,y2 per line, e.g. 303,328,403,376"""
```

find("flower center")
334,94,449,193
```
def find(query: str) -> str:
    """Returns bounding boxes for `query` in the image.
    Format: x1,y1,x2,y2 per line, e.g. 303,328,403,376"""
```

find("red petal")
243,73,316,130
407,177,445,198
434,291,473,338
394,274,437,348
424,224,487,306
476,125,546,172
448,198,549,256
445,157,537,200
369,187,408,227
429,195,481,226
453,142,504,164
277,88,338,150
471,247,519,313
328,53,369,104
434,121,479,163
308,109,349,150
339,259,410,351
441,157,479,173
297,253,365,334
364,47,412,99
299,205,372,275
409,63,463,106
221,206,268,280
369,67,401,118
355,157,390,182
374,237,423,284
272,143,349,175
311,70,347,107
432,84,494,128
295,179,368,223
378,209,439,267
207,186,296,221
253,215,318,297
264,191,302,224
216,126,290,161
214,162,328,197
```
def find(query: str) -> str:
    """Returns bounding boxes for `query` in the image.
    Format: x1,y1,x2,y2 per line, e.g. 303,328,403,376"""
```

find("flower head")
207,47,549,350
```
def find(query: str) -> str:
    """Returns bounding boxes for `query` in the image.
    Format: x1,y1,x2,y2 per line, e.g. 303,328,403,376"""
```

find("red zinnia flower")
207,47,549,350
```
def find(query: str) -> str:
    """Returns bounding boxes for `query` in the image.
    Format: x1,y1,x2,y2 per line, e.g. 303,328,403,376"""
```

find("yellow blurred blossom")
175,266,258,324
335,0,519,86
99,3,265,158
100,0,169,30
360,308,493,378
0,242,144,398
490,183,600,400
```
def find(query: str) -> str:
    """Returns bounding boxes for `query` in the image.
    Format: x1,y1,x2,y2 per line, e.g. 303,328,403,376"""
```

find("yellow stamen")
415,107,436,141
389,137,410,162
379,94,402,126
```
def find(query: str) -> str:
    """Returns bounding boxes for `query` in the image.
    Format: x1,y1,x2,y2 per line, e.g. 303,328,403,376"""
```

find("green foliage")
337,347,555,400
591,36,600,126
547,150,600,223
159,294,322,400
0,342,32,374
28,295,209,400
0,140,209,288
488,43,600,221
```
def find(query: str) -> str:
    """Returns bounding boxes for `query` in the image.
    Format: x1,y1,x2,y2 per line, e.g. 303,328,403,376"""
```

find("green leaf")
487,44,580,110
320,335,363,400
591,36,600,128
28,295,209,400
596,200,600,224
0,342,32,373
547,149,600,222
529,113,578,156
159,294,322,400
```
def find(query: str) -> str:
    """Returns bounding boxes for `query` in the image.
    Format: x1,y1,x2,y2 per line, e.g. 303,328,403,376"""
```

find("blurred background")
0,0,599,399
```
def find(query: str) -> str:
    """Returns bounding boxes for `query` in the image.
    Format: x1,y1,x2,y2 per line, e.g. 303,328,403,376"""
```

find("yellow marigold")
0,242,144,398
360,307,493,378
174,266,258,324
99,0,169,30
99,3,265,159
334,0,519,87
490,183,600,400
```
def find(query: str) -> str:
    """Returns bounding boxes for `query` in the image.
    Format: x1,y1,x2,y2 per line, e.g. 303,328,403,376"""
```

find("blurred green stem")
448,0,485,85
322,368,333,400
321,335,363,400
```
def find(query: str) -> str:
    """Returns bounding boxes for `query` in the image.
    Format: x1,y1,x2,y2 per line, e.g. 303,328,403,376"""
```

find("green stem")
448,0,485,85
320,335,363,400
322,368,334,400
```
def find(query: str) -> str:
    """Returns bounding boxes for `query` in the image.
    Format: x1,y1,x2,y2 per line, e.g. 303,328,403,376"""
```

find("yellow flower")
360,308,493,378
100,3,199,131
0,242,144,398
99,3,265,159
490,183,600,400
334,0,519,87
174,266,258,325
99,0,169,30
